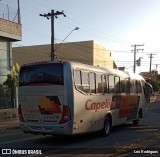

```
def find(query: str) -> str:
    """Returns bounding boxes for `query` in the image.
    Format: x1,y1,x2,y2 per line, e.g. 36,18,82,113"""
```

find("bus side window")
125,78,130,94
136,80,142,94
144,82,153,103
120,79,125,93
74,70,81,85
114,76,120,94
96,74,102,94
102,75,108,94
81,71,90,93
74,70,89,94
109,75,114,93
74,70,83,92
130,79,135,94
89,72,96,94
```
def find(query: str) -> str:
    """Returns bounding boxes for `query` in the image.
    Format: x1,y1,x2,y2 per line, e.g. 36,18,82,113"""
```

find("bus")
18,60,152,136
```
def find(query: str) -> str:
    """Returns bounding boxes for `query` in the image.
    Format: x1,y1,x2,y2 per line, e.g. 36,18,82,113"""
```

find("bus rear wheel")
133,111,141,125
102,116,111,136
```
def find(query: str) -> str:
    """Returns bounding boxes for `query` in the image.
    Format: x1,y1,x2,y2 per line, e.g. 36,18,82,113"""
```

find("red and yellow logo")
38,96,62,114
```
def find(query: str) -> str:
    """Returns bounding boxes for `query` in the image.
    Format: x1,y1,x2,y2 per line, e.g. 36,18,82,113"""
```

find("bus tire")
102,116,112,136
133,110,141,125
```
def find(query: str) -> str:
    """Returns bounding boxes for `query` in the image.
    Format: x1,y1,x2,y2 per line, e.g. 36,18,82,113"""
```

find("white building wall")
0,38,11,84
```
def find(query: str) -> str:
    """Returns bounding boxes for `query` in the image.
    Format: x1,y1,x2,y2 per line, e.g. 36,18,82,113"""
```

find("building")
13,40,117,69
0,2,22,85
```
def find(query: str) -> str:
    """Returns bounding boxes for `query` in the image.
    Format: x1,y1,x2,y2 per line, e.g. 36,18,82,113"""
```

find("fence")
0,87,18,109
0,2,20,23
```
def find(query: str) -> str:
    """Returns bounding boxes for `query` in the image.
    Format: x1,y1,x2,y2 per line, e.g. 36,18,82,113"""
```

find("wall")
56,40,94,65
13,44,51,66
93,41,114,68
0,38,12,84
0,108,18,121
0,18,22,85
13,40,115,69
0,18,22,41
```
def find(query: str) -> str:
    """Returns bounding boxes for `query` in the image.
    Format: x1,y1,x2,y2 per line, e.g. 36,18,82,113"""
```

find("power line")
12,0,133,46
65,16,131,45
57,18,131,46
12,46,160,69
22,1,45,13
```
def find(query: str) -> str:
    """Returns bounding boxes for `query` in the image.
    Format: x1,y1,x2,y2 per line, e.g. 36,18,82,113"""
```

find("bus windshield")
19,63,63,87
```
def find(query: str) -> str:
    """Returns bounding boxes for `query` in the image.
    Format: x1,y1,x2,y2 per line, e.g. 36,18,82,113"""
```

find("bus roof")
21,60,145,81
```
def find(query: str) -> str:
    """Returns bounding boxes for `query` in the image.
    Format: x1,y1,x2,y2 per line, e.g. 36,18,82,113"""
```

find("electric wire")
2,0,160,70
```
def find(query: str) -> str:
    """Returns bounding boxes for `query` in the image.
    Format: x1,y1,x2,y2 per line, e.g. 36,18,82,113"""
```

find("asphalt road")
0,96,160,157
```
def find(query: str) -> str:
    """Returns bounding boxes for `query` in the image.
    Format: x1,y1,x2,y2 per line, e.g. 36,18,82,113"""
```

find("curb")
0,126,20,133
0,118,20,133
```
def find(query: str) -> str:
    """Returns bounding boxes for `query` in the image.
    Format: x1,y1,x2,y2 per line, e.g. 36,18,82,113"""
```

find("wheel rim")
136,112,141,122
104,118,110,134
133,112,140,125
137,113,140,123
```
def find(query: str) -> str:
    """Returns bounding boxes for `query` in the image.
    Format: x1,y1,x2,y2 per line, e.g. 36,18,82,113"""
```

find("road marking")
0,135,42,145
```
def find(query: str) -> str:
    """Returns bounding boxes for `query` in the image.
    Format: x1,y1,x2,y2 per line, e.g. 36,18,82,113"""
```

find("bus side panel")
111,94,142,125
63,62,75,134
72,91,94,134
72,91,114,134
137,93,147,117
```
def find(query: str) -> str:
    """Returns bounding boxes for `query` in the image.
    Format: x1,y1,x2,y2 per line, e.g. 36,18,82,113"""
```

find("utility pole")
40,10,66,61
156,64,159,71
131,44,144,73
17,0,21,24
147,53,156,72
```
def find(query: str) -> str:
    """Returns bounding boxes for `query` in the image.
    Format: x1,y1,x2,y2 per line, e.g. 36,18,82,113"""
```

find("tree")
150,71,160,92
2,63,20,108
3,63,20,87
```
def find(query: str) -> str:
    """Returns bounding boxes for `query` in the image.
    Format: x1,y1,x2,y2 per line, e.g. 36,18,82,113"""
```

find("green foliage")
150,71,160,92
3,63,20,87
151,79,160,92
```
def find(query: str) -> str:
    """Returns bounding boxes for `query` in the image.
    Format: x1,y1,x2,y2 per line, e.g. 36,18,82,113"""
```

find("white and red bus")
18,60,152,136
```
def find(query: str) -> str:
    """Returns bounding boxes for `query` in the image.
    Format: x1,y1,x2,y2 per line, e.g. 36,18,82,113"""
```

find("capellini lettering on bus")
85,99,116,112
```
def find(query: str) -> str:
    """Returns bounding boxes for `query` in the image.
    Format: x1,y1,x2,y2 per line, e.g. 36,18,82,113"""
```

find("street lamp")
54,27,79,52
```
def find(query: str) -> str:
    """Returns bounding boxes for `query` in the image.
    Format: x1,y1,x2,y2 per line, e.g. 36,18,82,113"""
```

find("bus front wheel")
102,116,112,136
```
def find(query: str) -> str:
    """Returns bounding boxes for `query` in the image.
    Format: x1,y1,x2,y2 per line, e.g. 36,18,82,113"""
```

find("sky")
1,0,160,73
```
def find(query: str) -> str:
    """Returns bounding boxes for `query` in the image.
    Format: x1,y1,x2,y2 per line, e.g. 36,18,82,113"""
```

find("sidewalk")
0,118,20,132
